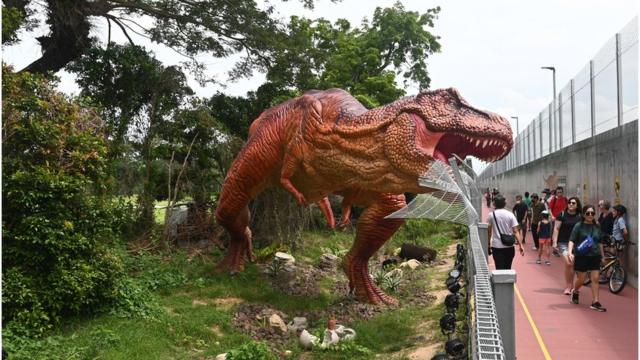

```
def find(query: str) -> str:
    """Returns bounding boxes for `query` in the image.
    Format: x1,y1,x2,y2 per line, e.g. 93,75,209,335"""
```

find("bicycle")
583,237,634,294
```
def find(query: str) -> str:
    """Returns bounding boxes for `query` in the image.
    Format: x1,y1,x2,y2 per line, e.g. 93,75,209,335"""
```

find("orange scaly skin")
215,88,512,304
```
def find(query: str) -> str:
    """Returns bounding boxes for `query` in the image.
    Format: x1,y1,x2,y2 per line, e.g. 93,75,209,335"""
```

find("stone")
400,259,421,270
288,317,308,332
319,253,339,270
283,350,292,357
269,313,288,333
215,353,227,360
275,252,295,264
320,329,340,348
299,329,319,349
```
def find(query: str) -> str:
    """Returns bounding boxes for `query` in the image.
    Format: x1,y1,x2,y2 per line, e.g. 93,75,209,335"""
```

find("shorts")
539,237,551,245
558,244,569,256
574,256,602,272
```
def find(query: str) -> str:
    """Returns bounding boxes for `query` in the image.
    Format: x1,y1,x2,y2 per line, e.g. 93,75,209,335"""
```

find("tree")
68,44,193,228
266,2,441,107
2,66,132,337
8,0,332,76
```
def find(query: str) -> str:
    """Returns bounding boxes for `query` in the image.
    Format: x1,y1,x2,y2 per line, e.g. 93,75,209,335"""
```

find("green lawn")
8,220,467,360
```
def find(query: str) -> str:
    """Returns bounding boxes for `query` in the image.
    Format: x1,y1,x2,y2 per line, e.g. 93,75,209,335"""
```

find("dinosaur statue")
215,88,512,304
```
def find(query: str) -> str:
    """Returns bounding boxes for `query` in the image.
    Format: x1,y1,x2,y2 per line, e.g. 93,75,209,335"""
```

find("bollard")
492,269,517,360
477,223,489,260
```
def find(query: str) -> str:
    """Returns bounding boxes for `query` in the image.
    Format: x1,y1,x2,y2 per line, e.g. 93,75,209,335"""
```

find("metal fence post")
492,270,517,360
478,223,489,260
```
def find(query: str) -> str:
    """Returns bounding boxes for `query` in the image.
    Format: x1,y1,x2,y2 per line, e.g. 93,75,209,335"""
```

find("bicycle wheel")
609,265,627,294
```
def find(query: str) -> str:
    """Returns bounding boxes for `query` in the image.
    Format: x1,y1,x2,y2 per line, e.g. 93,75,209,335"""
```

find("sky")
4,0,639,172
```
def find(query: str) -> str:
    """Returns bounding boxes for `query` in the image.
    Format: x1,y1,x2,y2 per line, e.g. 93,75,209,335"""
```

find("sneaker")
535,258,541,264
563,288,572,295
570,291,579,304
545,261,551,266
590,302,607,312
532,246,538,250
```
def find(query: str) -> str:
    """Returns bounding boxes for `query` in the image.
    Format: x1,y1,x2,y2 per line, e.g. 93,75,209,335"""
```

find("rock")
335,325,356,341
283,350,292,357
319,253,339,270
288,317,308,332
299,329,319,349
385,268,403,278
400,259,421,270
399,243,437,262
215,353,227,360
269,314,288,333
275,252,295,264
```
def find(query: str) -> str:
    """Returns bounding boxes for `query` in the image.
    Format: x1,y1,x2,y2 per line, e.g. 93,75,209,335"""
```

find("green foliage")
266,2,441,106
313,341,373,358
226,341,277,360
1,67,135,338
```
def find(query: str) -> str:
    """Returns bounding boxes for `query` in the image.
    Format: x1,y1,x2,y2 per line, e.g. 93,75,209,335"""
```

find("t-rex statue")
215,88,512,304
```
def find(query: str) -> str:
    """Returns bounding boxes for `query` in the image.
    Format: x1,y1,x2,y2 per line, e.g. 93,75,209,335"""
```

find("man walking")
548,186,568,220
530,193,546,251
513,195,529,244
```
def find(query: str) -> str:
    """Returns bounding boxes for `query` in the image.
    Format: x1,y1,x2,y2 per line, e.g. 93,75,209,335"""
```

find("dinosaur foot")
214,242,254,275
343,257,398,305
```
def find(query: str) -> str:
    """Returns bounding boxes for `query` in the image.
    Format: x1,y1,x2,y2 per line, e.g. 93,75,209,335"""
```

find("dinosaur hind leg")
342,193,406,305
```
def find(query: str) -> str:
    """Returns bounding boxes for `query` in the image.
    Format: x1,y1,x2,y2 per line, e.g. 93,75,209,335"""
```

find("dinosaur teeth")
475,139,481,147
482,139,488,148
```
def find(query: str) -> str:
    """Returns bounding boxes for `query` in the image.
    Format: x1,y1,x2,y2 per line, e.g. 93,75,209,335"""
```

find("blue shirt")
612,217,627,241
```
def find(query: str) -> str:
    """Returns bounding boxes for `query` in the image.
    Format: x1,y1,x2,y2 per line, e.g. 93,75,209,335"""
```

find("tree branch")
105,14,134,45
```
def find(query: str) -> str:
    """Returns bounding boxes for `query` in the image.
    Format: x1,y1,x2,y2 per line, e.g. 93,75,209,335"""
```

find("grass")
8,218,466,360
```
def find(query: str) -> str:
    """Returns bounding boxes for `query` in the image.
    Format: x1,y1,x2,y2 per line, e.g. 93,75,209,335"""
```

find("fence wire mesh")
385,158,505,359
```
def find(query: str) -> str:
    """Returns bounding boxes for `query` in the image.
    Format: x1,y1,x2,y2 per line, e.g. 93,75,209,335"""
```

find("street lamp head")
541,66,555,71
510,116,518,120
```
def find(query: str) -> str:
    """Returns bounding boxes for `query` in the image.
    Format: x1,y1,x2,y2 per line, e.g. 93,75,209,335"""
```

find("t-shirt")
512,202,528,223
598,213,614,235
538,221,552,238
523,197,532,208
612,217,627,241
548,196,568,218
556,211,581,244
569,222,603,257
487,209,519,249
530,202,547,225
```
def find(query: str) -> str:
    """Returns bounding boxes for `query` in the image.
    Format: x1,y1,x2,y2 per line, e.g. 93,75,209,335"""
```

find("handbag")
576,225,595,255
492,211,516,246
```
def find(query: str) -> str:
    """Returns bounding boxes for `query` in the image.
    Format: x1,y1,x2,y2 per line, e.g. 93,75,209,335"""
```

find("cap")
541,210,549,215
542,188,551,194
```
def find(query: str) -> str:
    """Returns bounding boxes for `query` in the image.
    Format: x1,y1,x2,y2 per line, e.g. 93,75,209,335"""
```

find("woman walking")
552,197,582,295
568,205,607,312
487,194,524,270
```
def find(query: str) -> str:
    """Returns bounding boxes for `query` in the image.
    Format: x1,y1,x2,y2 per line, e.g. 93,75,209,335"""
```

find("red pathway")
481,203,638,360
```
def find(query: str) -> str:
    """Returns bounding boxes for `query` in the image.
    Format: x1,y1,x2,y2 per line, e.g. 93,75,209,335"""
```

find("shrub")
1,66,134,338
225,341,277,360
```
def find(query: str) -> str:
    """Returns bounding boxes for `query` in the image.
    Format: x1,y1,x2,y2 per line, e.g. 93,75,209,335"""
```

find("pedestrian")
611,204,628,243
597,200,614,238
487,194,525,270
485,188,492,207
552,196,582,295
568,205,607,312
530,193,546,251
523,191,532,241
513,195,528,244
548,186,568,220
541,188,551,209
536,211,553,265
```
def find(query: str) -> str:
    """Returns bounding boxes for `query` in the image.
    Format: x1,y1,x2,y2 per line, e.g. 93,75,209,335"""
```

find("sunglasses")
585,211,596,216
569,201,577,205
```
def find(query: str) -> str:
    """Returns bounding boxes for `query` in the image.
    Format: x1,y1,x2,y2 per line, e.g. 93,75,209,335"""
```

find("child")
537,211,552,265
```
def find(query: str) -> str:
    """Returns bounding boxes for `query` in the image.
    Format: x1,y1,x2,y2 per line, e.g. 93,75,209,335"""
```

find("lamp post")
511,116,519,167
510,116,519,136
541,66,556,150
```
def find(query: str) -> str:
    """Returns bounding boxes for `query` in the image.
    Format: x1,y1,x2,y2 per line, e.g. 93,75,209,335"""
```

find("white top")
487,209,519,249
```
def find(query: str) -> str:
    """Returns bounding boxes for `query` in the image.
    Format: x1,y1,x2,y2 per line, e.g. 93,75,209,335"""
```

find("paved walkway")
481,203,638,359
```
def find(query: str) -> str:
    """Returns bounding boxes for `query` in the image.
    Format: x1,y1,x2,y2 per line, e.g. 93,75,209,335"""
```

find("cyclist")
612,205,628,243
552,196,582,295
568,205,607,312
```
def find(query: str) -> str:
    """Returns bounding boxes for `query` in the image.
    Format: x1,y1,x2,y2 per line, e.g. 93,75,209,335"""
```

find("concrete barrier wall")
480,121,638,287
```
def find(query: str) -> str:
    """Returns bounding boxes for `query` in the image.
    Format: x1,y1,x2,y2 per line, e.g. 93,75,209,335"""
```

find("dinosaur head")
400,88,513,165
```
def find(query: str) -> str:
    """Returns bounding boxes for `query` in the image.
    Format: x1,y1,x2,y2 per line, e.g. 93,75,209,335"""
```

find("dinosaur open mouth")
433,132,510,164
412,114,510,165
